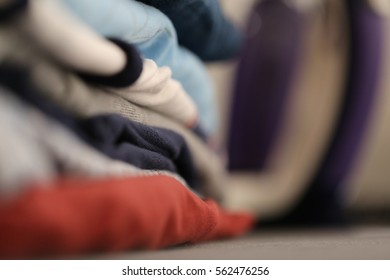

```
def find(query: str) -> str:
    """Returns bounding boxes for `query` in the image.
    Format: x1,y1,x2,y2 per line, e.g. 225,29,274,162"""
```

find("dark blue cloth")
137,0,242,61
79,115,198,186
0,64,199,188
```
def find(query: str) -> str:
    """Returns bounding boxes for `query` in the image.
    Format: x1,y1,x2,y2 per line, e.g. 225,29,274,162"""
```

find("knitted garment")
2,0,143,87
136,0,242,61
79,114,200,188
29,60,225,197
0,87,144,197
24,56,224,196
77,38,143,88
22,0,130,79
0,65,200,189
0,37,224,197
61,0,218,134
0,42,225,197
107,59,199,129
0,175,254,258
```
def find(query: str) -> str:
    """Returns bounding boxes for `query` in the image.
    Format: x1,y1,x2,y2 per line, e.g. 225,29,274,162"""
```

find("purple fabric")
228,0,305,171
278,0,385,224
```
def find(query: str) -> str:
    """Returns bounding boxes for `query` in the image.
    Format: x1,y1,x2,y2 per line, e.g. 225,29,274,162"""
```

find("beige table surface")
88,226,390,260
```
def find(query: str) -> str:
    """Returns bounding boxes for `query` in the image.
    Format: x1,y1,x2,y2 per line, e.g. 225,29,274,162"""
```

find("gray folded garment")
0,87,160,197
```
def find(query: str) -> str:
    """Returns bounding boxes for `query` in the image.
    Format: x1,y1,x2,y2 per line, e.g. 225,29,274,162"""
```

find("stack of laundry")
0,0,254,258
2,0,389,259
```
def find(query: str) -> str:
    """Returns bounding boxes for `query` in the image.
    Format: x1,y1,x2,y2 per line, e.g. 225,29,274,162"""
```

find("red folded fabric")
0,175,254,259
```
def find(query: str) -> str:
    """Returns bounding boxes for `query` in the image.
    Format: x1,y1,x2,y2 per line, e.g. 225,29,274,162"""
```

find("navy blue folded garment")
228,0,306,171
0,64,199,188
275,0,385,225
77,38,144,88
79,115,198,187
0,0,27,21
136,0,242,61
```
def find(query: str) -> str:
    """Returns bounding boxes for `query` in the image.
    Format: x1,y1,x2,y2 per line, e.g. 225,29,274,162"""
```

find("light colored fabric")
368,0,390,16
0,25,198,132
0,88,55,195
60,0,218,134
108,59,198,128
223,0,349,218
0,89,145,197
19,0,126,75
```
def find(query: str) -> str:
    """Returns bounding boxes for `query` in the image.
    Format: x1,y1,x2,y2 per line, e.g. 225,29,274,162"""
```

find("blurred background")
215,0,390,223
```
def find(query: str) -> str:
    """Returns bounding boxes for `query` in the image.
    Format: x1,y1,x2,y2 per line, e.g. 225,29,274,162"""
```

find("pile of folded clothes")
0,0,253,258
2,0,390,259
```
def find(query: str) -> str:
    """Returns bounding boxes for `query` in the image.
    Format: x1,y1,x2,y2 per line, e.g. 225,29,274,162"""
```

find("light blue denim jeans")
61,0,217,135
